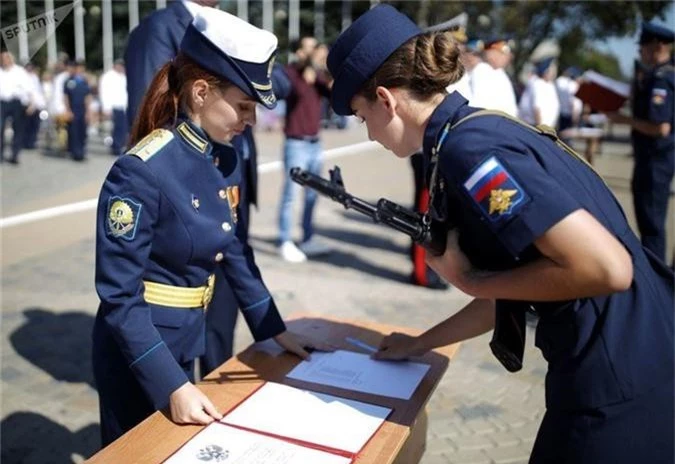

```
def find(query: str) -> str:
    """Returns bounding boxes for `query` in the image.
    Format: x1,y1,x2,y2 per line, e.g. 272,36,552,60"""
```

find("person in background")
63,60,91,162
556,66,583,134
277,36,333,263
326,5,673,463
0,51,30,164
99,59,128,156
23,63,46,150
518,57,560,129
93,9,326,446
606,22,674,263
45,55,71,156
483,37,518,116
408,24,469,290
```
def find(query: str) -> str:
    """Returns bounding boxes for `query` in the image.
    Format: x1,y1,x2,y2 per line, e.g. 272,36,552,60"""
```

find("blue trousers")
530,379,674,463
278,138,322,243
0,98,26,161
67,115,87,161
631,143,674,262
111,109,128,156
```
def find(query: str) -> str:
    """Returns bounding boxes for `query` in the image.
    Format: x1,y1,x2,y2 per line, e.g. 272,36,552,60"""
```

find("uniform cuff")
241,297,286,341
130,341,189,410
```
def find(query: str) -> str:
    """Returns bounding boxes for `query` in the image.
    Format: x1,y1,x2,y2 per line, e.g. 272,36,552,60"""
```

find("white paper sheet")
286,350,430,400
165,422,351,464
221,382,390,455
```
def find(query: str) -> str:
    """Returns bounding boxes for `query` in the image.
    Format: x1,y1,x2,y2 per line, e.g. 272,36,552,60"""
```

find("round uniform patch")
107,197,142,240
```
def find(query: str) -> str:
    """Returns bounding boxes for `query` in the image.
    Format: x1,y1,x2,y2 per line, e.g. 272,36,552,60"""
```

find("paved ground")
1,122,672,464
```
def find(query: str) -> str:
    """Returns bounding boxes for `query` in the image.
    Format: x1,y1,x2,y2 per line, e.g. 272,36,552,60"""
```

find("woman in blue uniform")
93,9,324,446
325,5,673,463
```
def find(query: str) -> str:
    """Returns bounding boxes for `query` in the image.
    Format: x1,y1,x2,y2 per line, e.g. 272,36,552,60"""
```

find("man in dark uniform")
63,60,91,162
607,22,674,263
124,1,290,375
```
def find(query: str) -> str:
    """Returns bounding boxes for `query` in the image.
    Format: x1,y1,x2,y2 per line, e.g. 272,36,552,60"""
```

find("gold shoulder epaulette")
127,129,174,161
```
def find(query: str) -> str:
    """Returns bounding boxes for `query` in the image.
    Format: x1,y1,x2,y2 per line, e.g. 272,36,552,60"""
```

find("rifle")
291,165,526,372
290,166,447,256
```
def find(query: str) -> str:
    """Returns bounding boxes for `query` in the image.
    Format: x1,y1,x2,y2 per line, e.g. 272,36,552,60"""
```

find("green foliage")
0,0,670,78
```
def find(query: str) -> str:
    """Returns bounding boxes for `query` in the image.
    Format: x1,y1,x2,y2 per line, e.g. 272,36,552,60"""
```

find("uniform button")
218,189,227,199
215,252,224,262
222,222,232,232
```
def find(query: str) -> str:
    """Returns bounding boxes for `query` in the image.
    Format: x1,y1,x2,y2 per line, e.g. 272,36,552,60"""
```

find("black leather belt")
288,135,320,143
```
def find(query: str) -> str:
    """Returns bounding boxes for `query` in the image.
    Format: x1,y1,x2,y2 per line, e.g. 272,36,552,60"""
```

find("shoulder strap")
127,129,174,162
426,109,610,217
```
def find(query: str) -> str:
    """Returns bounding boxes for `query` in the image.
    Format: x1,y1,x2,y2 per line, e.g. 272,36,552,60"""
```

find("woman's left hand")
274,330,337,360
426,229,475,294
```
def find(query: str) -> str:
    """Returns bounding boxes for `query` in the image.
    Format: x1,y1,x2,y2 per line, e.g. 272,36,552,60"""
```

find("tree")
383,1,671,81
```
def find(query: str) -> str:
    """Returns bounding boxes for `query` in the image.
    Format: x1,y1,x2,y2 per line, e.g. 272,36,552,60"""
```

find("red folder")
163,382,390,463
575,70,630,112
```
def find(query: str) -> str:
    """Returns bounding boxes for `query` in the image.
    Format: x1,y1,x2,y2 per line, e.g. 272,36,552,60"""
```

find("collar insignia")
177,122,208,154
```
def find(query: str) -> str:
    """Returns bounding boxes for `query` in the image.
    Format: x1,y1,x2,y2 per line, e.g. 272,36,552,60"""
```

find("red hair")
129,52,232,146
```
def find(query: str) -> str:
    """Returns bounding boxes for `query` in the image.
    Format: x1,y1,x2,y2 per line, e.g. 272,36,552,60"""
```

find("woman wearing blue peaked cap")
326,4,673,463
93,7,331,446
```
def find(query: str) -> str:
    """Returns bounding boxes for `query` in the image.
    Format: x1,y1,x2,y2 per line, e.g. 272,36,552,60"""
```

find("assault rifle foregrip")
289,166,447,256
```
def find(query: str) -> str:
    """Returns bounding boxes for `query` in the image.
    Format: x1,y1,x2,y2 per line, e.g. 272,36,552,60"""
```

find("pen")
345,336,378,353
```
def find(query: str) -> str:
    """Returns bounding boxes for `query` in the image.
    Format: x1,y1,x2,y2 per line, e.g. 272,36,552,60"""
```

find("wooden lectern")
86,315,460,464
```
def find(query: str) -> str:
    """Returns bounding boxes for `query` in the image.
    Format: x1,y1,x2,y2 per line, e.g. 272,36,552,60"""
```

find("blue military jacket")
64,74,90,115
94,117,285,409
631,61,675,153
425,93,674,412
125,1,193,127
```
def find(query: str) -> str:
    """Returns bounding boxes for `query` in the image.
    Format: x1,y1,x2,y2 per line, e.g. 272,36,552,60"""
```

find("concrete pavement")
1,122,672,463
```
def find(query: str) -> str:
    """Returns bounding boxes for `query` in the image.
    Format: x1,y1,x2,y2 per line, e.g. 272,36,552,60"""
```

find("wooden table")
86,315,460,464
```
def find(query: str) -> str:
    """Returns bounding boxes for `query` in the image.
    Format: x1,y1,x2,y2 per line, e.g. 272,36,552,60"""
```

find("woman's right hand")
169,382,223,425
372,332,427,361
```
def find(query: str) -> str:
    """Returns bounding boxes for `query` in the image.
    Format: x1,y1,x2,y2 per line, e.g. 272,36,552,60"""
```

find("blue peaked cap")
640,21,675,45
327,5,422,116
180,8,278,109
535,57,556,76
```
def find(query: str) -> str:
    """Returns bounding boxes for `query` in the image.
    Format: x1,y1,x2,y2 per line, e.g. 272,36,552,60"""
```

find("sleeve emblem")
652,88,667,105
107,197,142,240
463,156,528,221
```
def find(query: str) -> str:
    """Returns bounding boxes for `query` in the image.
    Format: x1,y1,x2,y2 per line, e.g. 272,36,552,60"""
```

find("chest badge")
225,186,240,223
191,194,200,211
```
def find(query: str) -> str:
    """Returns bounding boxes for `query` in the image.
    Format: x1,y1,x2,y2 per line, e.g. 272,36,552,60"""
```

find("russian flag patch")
463,156,528,221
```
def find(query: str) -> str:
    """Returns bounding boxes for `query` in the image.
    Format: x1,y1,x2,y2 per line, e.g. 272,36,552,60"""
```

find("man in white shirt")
0,51,30,163
483,38,518,117
519,57,561,128
99,59,128,156
23,63,47,150
46,58,71,155
556,66,583,132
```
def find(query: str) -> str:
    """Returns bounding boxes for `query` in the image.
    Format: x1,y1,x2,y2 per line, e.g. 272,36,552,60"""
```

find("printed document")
165,422,351,464
286,350,430,400
221,382,390,454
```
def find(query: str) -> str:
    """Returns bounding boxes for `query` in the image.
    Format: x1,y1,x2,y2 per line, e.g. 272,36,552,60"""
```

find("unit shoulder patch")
463,156,529,222
127,129,174,161
107,196,142,240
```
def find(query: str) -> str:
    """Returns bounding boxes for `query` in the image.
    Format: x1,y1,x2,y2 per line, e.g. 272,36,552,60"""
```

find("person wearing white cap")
92,9,330,447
